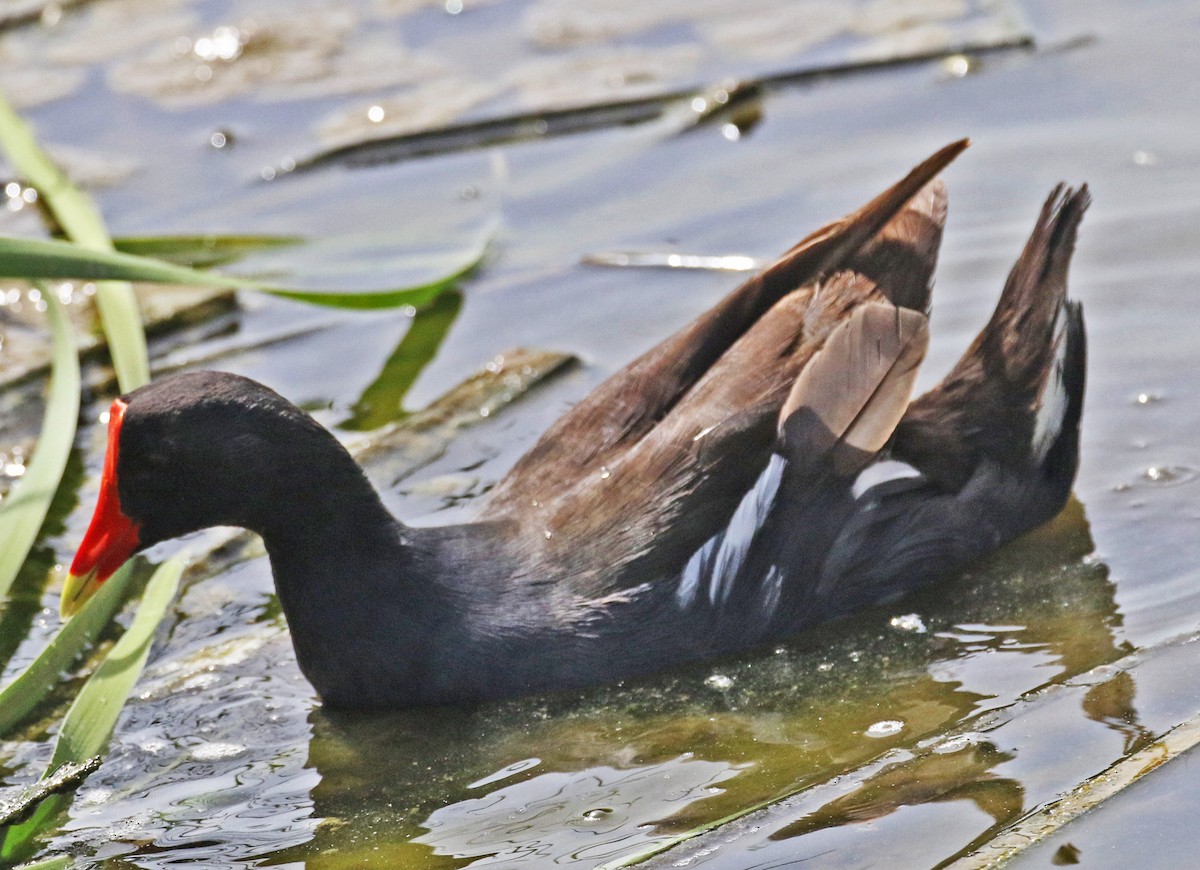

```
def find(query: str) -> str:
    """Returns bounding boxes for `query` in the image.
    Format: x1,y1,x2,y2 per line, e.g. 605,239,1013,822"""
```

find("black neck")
254,444,435,705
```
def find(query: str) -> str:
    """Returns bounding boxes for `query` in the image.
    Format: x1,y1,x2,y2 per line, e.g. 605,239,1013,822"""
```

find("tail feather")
811,186,1090,619
843,179,947,312
891,186,1090,489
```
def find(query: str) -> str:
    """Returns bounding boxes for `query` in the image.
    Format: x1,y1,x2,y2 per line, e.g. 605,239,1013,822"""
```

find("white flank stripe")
1032,306,1069,462
676,454,786,609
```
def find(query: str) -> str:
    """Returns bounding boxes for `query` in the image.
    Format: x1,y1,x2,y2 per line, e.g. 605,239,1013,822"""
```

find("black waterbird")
63,141,1089,708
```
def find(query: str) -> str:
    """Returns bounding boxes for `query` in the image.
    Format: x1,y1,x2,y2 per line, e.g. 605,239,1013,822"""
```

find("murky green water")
2,0,1200,866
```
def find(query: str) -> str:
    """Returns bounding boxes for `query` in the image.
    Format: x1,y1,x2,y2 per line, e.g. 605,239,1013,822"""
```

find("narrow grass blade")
0,561,148,737
0,95,108,249
0,90,149,391
114,234,302,269
0,556,184,861
0,290,79,601
0,233,483,310
88,283,148,392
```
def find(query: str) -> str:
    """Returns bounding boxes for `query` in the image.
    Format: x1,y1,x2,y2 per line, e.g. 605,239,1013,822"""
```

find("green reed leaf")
0,291,79,601
0,561,148,737
113,234,302,269
49,556,183,766
0,90,148,391
0,232,483,310
0,556,183,861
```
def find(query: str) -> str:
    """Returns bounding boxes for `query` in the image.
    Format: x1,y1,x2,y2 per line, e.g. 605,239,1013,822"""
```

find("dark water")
2,0,1200,866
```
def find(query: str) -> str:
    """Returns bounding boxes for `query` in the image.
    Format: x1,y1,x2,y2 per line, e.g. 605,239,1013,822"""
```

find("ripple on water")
416,757,738,865
51,628,321,867
467,757,542,789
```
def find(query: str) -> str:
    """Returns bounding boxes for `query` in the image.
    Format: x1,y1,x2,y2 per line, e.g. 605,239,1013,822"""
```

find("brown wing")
485,140,965,518
509,268,941,599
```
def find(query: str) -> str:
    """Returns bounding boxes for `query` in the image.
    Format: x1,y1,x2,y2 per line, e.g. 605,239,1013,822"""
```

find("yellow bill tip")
60,568,101,620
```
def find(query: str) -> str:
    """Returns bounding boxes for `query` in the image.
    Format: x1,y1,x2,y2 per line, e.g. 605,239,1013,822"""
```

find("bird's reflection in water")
769,740,1023,840
290,498,1132,868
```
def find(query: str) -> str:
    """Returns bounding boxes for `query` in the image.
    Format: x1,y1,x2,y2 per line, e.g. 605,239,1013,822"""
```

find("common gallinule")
61,141,1089,708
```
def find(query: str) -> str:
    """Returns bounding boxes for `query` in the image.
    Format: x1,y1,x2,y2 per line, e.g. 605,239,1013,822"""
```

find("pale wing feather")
779,302,929,477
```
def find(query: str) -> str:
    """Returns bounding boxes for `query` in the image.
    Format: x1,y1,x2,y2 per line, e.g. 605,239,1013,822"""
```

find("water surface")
2,0,1199,866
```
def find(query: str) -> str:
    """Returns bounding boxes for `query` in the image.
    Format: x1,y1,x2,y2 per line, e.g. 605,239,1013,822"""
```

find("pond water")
2,0,1200,867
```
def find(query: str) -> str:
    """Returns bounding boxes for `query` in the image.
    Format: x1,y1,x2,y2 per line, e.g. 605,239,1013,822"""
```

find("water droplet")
599,466,611,480
865,720,904,738
1132,150,1158,166
193,25,245,62
1143,465,1197,486
816,662,833,672
367,105,385,123
581,807,613,822
704,673,733,690
889,613,927,633
1134,391,1162,405
941,54,974,77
